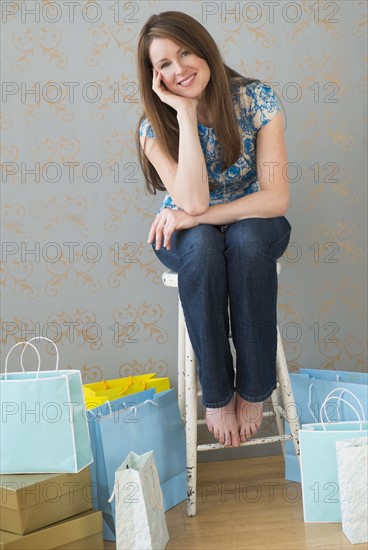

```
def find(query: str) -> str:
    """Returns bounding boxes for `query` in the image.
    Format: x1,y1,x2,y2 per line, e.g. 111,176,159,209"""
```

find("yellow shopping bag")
83,374,170,409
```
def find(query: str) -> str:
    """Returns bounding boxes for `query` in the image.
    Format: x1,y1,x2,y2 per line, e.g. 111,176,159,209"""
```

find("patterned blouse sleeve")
248,82,281,131
139,118,156,138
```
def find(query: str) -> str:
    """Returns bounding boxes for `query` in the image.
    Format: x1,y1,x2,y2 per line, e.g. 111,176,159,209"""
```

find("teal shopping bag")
300,388,368,523
0,338,92,473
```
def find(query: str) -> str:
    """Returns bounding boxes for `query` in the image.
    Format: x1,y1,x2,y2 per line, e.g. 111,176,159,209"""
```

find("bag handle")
119,376,146,395
307,384,318,422
20,337,59,378
88,397,158,422
87,400,113,420
4,341,41,379
308,383,345,423
320,387,366,431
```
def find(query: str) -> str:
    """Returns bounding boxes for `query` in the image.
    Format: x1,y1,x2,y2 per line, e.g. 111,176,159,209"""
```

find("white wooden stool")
162,261,301,517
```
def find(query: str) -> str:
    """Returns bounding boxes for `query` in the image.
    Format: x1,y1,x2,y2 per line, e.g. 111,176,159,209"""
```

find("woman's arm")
149,111,290,251
140,69,210,216
196,111,290,225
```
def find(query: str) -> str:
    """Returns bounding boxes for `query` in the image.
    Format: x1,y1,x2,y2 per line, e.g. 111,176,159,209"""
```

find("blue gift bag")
299,368,368,385
87,389,155,540
1,338,93,474
285,370,368,482
87,388,187,541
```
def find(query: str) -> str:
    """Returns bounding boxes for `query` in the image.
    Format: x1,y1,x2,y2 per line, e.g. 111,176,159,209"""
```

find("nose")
174,60,185,75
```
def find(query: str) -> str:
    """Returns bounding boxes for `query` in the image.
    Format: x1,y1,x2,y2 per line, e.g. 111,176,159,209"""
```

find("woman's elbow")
278,193,290,216
184,202,209,216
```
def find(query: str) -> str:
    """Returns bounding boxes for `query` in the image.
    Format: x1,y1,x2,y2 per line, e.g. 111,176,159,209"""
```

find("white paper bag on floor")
110,451,169,550
336,436,368,545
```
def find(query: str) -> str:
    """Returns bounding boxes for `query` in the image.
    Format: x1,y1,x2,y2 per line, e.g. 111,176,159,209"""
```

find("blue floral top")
139,81,281,211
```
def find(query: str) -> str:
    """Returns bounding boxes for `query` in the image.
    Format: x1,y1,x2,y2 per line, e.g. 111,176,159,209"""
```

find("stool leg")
271,384,286,456
185,327,197,517
178,298,186,420
276,326,301,460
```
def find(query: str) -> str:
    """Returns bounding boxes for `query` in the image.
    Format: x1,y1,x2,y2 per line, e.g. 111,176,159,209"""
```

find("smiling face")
149,37,211,101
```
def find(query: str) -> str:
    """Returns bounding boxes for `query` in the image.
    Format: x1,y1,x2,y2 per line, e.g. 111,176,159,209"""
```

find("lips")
178,73,196,86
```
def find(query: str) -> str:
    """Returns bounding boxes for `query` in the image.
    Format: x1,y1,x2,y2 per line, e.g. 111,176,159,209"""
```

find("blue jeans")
153,217,292,408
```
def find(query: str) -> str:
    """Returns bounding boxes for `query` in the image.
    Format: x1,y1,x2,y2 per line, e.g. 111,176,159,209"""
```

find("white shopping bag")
109,451,169,550
336,436,368,545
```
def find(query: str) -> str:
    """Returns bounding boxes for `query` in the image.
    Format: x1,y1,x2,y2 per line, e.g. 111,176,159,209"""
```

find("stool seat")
162,259,300,516
162,270,180,287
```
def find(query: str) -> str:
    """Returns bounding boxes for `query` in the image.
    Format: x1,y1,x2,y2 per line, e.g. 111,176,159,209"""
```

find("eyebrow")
153,47,182,67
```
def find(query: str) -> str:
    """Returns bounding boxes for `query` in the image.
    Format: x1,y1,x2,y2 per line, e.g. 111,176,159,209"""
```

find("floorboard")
104,455,367,550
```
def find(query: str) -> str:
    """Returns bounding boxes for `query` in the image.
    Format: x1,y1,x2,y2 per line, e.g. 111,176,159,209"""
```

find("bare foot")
205,395,240,448
235,395,264,442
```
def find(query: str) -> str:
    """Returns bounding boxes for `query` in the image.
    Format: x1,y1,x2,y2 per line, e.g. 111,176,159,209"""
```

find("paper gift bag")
0,337,92,474
83,374,170,409
336,436,368,544
285,371,368,482
87,388,156,540
87,389,186,541
300,388,367,523
109,451,169,550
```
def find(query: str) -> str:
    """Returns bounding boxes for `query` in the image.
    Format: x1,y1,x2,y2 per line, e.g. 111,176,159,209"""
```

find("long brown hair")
136,11,258,194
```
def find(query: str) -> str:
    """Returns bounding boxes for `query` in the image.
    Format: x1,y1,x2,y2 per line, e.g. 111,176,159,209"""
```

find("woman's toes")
219,431,226,446
231,429,240,447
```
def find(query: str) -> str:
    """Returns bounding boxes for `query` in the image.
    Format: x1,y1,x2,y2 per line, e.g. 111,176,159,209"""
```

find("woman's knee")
225,217,291,260
175,224,224,264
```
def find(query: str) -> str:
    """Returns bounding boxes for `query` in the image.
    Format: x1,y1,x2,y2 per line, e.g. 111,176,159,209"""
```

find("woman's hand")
148,208,199,251
152,68,198,113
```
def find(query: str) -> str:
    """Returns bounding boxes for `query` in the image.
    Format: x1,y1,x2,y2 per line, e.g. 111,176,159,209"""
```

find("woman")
136,11,291,448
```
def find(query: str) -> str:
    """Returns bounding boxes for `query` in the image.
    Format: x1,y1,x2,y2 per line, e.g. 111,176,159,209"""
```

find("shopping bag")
87,388,186,541
109,451,169,550
299,368,368,385
87,388,156,540
83,374,170,409
336,436,368,544
300,388,368,522
285,370,368,482
0,337,93,474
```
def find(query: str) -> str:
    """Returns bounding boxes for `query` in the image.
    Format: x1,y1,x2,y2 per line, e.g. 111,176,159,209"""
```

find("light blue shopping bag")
0,338,93,474
87,388,187,541
300,388,368,523
299,368,368,385
285,370,368,482
87,388,156,541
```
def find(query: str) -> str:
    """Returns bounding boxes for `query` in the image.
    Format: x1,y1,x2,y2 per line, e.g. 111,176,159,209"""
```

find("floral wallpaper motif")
12,27,69,73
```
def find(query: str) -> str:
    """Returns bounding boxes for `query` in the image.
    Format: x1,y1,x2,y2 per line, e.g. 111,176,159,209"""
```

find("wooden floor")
104,454,367,550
